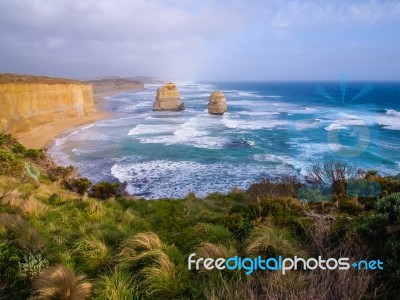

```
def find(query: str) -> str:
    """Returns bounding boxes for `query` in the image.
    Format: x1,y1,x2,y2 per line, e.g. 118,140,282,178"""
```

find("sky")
0,0,399,81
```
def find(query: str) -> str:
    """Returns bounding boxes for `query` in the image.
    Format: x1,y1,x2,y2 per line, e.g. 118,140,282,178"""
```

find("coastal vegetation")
0,132,399,299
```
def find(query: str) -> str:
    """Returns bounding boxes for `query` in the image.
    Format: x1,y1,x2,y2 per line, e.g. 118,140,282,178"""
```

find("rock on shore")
208,91,227,115
153,82,184,111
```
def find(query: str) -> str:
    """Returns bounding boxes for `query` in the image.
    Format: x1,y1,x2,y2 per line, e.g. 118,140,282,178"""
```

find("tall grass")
1,189,23,208
245,226,305,257
196,242,236,261
31,265,91,300
0,213,46,253
118,232,189,298
118,232,164,270
259,267,374,300
20,195,47,216
96,268,136,300
194,223,235,245
73,236,111,274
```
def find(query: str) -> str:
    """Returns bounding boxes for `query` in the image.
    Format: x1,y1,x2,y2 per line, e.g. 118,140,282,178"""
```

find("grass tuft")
96,268,136,300
245,226,304,257
31,264,92,300
73,236,111,274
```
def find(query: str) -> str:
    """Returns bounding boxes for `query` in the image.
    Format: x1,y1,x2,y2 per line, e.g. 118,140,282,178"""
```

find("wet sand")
15,91,120,149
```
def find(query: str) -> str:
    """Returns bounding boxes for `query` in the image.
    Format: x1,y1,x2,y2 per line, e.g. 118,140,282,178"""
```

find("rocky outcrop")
153,82,184,111
208,91,227,115
0,73,96,134
86,78,144,93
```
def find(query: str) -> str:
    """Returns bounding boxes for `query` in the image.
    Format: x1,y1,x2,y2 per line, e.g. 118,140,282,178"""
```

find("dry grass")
142,252,179,296
87,199,104,219
1,189,23,208
196,242,236,260
1,190,47,215
120,232,162,255
0,213,46,253
20,195,47,216
245,226,303,257
118,232,164,270
203,274,255,300
31,265,92,300
117,232,186,298
258,267,374,300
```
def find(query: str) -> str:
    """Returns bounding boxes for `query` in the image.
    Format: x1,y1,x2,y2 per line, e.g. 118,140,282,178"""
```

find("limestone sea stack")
208,91,227,115
153,82,184,111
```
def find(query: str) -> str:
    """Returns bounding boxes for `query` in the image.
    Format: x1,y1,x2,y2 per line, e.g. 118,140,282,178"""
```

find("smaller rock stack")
208,91,227,115
153,82,184,111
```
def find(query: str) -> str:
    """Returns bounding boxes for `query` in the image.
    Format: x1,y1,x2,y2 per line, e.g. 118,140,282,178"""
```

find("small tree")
90,182,119,200
305,161,364,201
71,178,92,195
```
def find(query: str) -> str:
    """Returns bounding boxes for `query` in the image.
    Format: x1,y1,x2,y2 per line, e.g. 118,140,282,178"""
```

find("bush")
18,253,49,281
12,143,26,154
90,182,120,200
72,177,92,195
48,165,76,182
0,242,31,299
305,161,364,200
354,193,400,288
247,175,301,200
223,212,252,240
24,148,44,160
0,149,25,176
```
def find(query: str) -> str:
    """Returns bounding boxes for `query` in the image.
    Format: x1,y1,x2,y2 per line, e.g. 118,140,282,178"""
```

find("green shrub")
48,165,76,182
90,182,120,200
247,175,301,200
0,242,31,299
48,193,63,205
18,253,49,281
0,149,24,176
354,193,400,288
12,143,26,154
24,148,44,160
223,212,252,240
72,177,92,195
338,199,364,215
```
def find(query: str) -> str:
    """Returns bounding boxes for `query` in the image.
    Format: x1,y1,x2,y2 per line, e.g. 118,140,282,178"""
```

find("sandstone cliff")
86,78,144,94
208,91,227,115
153,82,184,111
0,73,96,134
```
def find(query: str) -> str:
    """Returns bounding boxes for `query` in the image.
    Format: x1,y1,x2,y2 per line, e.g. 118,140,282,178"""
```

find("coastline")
16,92,115,149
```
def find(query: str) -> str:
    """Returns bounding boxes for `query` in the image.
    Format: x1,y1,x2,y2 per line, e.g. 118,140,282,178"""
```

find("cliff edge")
0,73,96,134
86,78,144,94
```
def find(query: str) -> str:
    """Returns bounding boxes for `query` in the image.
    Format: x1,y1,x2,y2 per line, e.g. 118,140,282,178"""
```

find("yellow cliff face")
0,82,96,134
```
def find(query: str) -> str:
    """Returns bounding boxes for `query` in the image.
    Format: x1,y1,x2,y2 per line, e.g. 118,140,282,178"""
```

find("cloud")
269,0,400,30
0,0,250,77
0,0,399,80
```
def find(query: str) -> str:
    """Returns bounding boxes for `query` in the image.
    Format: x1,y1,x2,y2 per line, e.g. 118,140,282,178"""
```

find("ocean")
48,81,400,199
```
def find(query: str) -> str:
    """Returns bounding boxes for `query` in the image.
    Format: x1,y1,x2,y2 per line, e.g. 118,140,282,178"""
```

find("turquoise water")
48,81,400,199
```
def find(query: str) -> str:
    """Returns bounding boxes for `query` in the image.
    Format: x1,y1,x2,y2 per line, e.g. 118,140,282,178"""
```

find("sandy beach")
16,92,115,149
